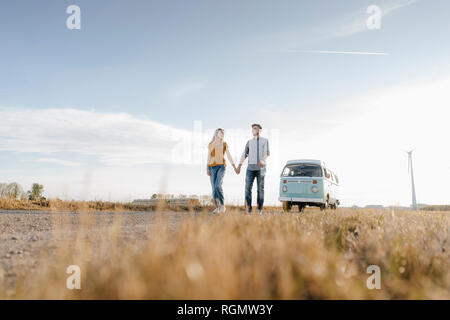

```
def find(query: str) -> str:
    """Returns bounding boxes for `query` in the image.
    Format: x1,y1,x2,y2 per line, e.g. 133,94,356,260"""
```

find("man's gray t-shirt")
242,137,270,172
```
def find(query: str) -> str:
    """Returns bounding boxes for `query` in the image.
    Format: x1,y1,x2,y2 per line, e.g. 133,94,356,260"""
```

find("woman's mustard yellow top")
208,142,227,167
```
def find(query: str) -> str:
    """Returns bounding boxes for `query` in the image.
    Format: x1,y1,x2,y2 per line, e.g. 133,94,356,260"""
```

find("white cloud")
327,0,418,39
255,0,418,51
0,106,280,203
287,50,390,55
172,81,205,97
0,108,196,166
0,107,258,167
169,80,206,103
32,157,82,167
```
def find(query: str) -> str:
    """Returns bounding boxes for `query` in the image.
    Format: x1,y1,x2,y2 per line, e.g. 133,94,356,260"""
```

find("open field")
0,207,448,299
0,198,179,212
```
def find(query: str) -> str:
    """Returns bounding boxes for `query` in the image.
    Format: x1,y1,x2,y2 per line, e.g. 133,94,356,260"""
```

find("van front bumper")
279,196,324,203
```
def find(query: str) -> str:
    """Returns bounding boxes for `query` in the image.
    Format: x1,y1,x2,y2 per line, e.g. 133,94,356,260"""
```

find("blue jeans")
209,165,225,206
245,169,265,211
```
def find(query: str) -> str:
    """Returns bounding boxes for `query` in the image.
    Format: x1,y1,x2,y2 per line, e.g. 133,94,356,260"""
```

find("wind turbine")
406,150,417,210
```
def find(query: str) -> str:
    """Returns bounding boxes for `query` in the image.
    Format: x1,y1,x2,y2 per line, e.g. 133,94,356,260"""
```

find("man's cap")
251,123,262,129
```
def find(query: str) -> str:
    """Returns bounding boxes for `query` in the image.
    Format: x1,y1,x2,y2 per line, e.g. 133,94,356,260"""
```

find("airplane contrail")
288,50,390,56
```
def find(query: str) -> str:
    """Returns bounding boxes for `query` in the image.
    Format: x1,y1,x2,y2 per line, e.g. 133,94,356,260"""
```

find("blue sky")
1,0,449,206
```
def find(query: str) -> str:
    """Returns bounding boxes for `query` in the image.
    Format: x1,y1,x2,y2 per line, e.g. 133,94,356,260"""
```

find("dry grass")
0,197,275,213
1,207,449,299
422,205,450,211
0,198,184,212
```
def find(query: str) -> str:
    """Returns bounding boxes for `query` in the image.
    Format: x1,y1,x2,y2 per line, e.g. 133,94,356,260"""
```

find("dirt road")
0,210,188,292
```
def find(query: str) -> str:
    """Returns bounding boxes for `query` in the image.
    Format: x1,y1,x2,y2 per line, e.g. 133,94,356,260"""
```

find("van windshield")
282,164,323,177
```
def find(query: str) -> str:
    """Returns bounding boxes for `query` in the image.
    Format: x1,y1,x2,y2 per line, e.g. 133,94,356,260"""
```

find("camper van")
279,159,340,212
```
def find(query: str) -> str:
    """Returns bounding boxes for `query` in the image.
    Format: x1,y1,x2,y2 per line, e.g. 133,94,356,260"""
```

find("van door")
331,173,337,204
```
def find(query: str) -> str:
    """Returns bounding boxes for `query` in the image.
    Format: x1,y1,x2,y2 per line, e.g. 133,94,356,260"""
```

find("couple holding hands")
206,123,270,214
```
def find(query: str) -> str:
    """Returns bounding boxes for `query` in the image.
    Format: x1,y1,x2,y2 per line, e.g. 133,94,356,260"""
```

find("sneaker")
212,207,219,214
258,210,263,215
220,205,226,213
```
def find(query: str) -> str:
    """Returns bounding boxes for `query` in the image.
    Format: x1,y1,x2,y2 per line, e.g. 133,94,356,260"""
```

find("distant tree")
27,183,45,201
8,182,24,199
0,182,24,199
0,183,8,198
151,193,158,199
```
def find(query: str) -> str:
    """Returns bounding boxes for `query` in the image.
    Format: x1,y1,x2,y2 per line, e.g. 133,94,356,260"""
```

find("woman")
207,128,236,213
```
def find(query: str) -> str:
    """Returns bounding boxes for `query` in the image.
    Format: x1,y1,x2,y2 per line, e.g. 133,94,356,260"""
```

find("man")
235,124,270,214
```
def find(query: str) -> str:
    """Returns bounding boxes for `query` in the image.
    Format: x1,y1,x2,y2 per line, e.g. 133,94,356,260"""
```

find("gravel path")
0,210,192,291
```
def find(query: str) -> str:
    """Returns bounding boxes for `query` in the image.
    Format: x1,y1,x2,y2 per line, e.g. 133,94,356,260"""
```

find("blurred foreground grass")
1,207,449,299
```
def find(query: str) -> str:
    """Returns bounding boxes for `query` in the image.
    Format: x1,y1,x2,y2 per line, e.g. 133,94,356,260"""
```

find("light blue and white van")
279,159,340,212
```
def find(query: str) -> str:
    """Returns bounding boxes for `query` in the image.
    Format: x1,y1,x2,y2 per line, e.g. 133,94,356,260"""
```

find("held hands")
234,164,241,174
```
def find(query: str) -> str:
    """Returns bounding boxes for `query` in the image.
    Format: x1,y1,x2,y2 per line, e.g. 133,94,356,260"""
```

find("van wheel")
320,198,329,211
282,201,292,213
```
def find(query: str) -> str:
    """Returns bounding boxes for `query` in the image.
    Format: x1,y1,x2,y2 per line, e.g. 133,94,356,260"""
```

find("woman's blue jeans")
209,165,225,206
